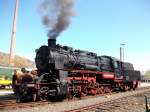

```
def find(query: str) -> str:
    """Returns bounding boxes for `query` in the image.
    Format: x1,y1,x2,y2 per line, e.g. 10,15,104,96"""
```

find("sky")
0,0,150,72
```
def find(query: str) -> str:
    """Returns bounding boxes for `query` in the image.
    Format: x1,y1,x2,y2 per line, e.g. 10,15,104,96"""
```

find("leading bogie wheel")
38,86,50,101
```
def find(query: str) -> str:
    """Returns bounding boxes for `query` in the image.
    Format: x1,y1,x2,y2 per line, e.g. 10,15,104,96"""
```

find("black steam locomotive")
18,39,141,101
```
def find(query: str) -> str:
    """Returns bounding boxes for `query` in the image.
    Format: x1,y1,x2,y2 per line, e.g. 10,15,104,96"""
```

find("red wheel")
38,86,50,101
123,85,129,91
104,86,112,93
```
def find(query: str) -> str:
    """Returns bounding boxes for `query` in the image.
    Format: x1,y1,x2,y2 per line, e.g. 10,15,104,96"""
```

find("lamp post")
120,43,125,62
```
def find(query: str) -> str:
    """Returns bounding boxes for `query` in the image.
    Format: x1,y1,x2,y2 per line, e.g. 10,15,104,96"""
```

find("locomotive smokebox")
48,39,56,48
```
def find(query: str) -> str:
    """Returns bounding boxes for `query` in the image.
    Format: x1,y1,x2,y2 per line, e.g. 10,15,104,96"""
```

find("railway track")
0,86,150,112
65,87,150,112
0,99,49,110
74,96,142,112
77,93,148,112
65,94,141,112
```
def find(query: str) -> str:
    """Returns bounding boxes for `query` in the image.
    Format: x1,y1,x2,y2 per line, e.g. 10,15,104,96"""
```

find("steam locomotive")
18,39,141,101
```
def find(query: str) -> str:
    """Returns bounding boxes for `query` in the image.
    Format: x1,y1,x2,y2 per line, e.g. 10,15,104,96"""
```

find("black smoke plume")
39,0,75,39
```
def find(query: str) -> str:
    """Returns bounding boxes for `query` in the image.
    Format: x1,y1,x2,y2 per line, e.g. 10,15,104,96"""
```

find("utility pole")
9,0,19,66
120,43,125,62
120,46,122,61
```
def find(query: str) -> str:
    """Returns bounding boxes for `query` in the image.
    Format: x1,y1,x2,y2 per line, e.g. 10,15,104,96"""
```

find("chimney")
48,39,56,48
